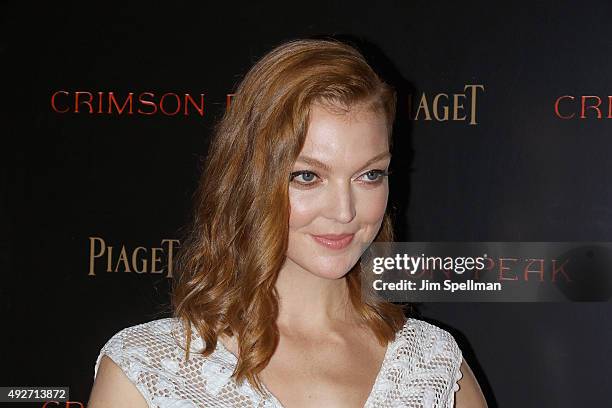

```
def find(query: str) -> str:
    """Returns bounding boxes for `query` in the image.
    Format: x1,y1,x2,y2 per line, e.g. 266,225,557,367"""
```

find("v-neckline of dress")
215,329,399,408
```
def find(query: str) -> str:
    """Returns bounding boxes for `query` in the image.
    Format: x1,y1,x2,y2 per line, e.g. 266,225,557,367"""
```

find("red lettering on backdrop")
184,93,204,116
581,95,602,119
159,93,181,115
554,95,575,119
498,258,519,281
226,93,236,110
473,256,495,280
555,95,612,119
552,259,572,282
74,91,93,113
50,91,207,116
137,92,157,115
97,91,104,113
51,91,70,113
108,92,134,114
524,258,545,281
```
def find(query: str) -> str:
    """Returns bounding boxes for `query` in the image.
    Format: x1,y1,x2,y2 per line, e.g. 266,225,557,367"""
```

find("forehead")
300,103,389,160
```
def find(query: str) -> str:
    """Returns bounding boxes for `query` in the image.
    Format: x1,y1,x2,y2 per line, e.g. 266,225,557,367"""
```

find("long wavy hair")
170,38,408,395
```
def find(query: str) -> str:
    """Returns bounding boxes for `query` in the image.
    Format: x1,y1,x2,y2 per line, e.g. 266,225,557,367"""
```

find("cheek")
288,189,320,229
355,184,389,224
353,185,389,248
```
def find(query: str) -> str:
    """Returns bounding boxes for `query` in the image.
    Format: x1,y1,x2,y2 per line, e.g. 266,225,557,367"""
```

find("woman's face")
286,102,391,280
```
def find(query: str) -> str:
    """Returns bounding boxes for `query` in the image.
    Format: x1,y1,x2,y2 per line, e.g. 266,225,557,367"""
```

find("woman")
88,38,487,407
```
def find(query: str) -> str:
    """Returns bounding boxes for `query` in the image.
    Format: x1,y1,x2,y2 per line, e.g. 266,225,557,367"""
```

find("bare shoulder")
87,355,149,408
455,358,488,408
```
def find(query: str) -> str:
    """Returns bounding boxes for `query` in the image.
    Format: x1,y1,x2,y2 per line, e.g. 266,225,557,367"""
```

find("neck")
274,258,360,333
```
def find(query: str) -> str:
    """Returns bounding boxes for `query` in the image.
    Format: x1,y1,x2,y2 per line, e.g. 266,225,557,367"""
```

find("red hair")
170,38,408,395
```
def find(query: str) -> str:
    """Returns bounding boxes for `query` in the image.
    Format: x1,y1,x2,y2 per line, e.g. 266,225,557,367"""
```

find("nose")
324,180,356,223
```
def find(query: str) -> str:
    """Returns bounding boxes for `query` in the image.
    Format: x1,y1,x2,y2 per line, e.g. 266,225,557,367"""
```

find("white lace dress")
93,317,463,407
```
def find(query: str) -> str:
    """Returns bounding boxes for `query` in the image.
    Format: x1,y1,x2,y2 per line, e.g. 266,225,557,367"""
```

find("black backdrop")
2,1,612,407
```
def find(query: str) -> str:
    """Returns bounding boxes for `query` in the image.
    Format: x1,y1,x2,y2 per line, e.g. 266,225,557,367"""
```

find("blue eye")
290,171,318,184
361,170,390,183
289,169,390,187
364,170,381,181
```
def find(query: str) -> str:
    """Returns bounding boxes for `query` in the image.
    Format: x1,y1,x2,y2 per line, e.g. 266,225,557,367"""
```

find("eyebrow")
295,151,391,172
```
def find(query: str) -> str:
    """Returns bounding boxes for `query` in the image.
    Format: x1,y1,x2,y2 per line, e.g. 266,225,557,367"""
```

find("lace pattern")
93,317,463,407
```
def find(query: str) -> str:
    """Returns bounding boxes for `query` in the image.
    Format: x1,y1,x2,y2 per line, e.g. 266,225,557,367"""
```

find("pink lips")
310,233,355,250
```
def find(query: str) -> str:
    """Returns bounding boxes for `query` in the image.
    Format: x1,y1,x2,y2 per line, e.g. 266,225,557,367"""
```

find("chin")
304,255,361,280
309,267,350,280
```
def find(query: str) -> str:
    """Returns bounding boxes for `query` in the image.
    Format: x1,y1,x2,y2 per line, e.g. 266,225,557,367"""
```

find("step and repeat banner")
3,1,611,407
